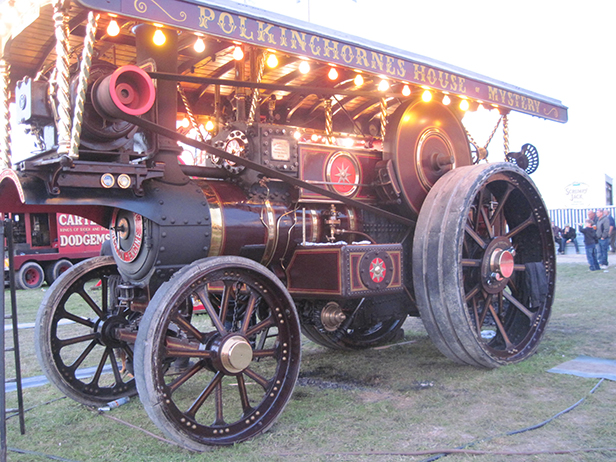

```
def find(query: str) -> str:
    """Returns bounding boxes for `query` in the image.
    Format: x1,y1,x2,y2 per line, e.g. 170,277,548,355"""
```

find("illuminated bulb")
205,120,215,131
266,53,279,68
354,74,364,86
459,99,470,111
181,118,189,128
153,29,166,46
194,37,205,53
342,138,354,148
378,79,389,92
293,131,301,140
328,67,338,80
402,85,411,97
107,19,120,37
442,95,451,105
233,45,244,60
421,90,432,102
311,134,320,142
299,61,310,74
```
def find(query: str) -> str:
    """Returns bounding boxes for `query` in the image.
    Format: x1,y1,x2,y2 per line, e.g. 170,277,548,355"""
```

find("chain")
0,60,11,169
503,113,509,156
247,51,266,125
69,11,99,158
380,97,388,140
324,98,334,144
464,114,504,163
53,0,72,156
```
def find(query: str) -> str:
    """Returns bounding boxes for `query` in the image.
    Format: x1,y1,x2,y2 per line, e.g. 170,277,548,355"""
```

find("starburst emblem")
335,162,351,183
369,257,386,283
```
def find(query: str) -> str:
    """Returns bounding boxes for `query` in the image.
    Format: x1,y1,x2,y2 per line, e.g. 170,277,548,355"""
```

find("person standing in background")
607,209,615,253
579,220,600,271
596,209,610,268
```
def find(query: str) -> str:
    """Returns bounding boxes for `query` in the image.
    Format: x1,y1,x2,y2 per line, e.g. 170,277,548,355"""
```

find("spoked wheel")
134,256,301,450
300,297,407,350
35,256,138,406
413,163,555,368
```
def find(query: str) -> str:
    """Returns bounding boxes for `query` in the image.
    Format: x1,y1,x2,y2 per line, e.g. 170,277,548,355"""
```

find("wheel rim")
461,169,554,360
135,257,301,448
413,163,554,367
25,268,41,286
35,257,137,405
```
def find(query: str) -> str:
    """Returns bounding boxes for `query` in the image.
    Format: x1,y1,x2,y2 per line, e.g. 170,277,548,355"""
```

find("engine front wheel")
134,256,301,450
413,163,554,368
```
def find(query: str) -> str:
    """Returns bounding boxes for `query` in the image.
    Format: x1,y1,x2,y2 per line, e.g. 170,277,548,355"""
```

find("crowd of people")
552,209,616,272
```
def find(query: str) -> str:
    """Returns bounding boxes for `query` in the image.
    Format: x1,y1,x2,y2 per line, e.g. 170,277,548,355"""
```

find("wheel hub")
320,301,347,332
94,315,128,348
219,335,253,374
482,237,516,293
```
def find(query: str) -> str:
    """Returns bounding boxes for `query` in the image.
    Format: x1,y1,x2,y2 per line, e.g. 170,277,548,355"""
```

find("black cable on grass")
8,447,82,462
419,378,605,462
5,396,66,420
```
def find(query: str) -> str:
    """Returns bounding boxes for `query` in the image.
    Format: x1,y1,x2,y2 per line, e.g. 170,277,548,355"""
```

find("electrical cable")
419,378,605,462
7,446,82,462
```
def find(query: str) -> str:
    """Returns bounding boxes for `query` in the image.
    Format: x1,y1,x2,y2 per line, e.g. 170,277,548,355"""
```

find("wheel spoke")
171,313,205,343
240,291,259,335
236,374,252,415
489,183,513,230
167,361,204,393
195,286,226,335
242,367,270,391
214,382,224,426
506,215,535,240
461,258,481,268
465,223,487,249
58,332,98,348
244,316,274,338
186,371,223,419
60,310,95,328
218,281,232,329
480,205,493,239
487,301,513,349
77,287,105,319
69,339,98,370
503,290,535,321
109,348,124,385
165,337,213,358
252,348,276,358
89,348,110,386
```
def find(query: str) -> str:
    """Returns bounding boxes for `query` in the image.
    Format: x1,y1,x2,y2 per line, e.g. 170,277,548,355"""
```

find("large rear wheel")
134,256,301,450
413,163,554,368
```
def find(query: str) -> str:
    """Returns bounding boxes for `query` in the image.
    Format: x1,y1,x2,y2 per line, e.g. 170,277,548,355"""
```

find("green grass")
3,260,616,461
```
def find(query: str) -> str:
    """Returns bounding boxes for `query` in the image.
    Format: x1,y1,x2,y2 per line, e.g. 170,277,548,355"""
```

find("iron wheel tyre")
35,256,137,406
300,298,407,350
16,261,45,290
134,256,301,450
412,163,554,368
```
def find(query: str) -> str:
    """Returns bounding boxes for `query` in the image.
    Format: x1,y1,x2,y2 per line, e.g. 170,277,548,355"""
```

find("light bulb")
402,85,411,97
459,99,470,111
442,95,451,105
194,37,205,53
299,61,310,74
354,74,364,86
205,120,215,131
153,29,166,46
328,67,338,80
378,79,389,92
233,45,244,60
421,90,432,102
107,19,120,37
266,53,278,68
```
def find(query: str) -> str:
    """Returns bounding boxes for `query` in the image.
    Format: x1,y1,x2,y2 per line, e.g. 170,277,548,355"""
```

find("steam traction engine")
0,0,567,450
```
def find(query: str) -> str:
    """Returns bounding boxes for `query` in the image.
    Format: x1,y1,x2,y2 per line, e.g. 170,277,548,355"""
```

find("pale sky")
244,0,616,208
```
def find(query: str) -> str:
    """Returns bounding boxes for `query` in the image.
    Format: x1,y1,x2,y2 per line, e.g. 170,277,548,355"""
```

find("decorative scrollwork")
133,0,187,22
